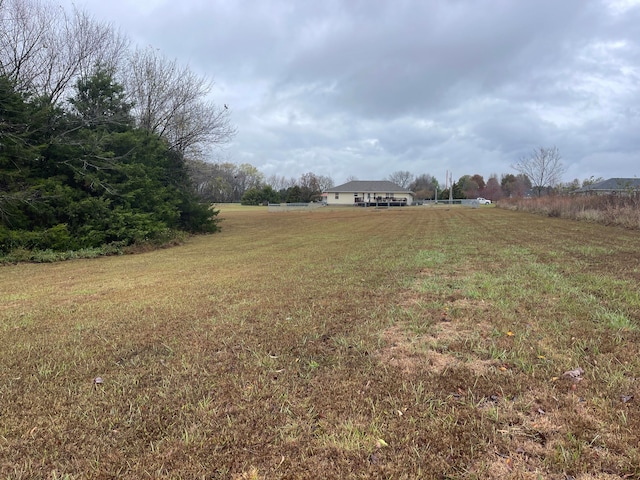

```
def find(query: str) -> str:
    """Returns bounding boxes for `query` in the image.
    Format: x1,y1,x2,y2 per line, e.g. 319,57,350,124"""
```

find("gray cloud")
70,0,640,184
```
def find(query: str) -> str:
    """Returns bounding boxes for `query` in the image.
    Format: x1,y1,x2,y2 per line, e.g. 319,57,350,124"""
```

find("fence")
267,202,324,212
421,199,482,207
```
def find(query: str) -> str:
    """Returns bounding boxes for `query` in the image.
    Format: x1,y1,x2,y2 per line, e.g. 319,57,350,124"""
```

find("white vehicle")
476,197,492,205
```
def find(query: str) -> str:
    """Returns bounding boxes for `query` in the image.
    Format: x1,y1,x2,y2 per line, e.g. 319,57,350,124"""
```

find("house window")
335,193,339,200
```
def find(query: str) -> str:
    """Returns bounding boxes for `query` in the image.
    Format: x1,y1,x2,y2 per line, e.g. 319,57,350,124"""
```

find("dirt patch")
378,322,497,377
378,325,427,375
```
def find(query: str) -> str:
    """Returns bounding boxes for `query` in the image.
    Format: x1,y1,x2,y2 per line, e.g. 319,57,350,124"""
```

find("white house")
323,180,415,206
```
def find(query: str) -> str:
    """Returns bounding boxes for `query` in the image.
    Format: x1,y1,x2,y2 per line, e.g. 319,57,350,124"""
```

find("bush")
0,224,74,253
241,186,280,205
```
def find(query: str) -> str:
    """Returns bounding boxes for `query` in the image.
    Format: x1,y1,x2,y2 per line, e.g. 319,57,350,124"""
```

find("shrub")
0,224,74,253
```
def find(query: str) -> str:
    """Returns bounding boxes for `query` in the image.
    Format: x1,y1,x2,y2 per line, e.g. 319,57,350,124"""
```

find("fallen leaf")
376,438,389,448
562,367,584,382
506,331,514,337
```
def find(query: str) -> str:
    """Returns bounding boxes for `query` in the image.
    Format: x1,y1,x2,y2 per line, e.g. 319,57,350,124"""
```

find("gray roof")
325,180,413,194
575,177,640,193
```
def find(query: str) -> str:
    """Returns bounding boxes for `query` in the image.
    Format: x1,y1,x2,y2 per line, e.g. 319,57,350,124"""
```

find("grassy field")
1,205,639,479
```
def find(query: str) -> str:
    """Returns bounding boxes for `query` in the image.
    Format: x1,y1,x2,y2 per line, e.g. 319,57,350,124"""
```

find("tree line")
233,169,533,205
1,0,234,256
234,146,589,206
387,146,575,201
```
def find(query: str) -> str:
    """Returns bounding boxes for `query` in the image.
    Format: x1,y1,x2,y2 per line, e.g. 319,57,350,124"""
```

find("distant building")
323,180,415,206
573,178,640,196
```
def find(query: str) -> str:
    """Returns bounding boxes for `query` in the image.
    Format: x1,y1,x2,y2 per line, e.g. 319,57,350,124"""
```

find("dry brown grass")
500,194,640,229
1,205,639,479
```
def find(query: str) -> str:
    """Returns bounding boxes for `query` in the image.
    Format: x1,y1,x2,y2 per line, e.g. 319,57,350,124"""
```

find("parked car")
476,197,492,205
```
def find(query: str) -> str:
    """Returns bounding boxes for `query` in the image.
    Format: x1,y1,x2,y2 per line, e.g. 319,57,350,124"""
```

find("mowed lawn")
1,205,639,479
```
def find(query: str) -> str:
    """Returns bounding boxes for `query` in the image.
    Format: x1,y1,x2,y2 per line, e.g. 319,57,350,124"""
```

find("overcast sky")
67,0,639,186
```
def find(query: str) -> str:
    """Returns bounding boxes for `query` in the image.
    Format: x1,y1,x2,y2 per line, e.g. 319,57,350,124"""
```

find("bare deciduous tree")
409,173,438,200
43,7,128,103
387,170,414,189
316,174,334,193
234,163,264,197
266,175,297,192
125,47,236,157
0,0,127,103
512,146,565,196
298,172,322,201
0,0,58,92
186,161,262,202
1,1,232,157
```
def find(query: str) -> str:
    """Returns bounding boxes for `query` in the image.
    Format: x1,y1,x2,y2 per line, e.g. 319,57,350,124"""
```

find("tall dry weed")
499,194,640,229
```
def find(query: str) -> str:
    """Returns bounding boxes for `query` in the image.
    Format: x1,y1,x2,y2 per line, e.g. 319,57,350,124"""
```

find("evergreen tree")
1,71,219,256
